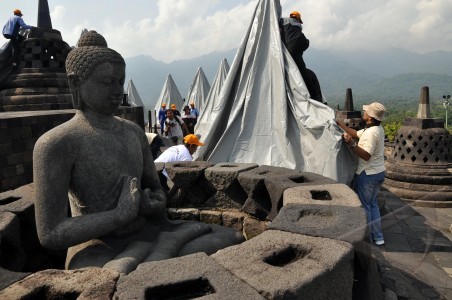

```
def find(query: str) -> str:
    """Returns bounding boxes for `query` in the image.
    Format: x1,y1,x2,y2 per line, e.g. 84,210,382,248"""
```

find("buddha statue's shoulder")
115,116,147,141
34,117,83,157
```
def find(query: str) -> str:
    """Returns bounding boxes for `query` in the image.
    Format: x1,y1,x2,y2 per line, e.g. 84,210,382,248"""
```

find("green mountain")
125,48,452,112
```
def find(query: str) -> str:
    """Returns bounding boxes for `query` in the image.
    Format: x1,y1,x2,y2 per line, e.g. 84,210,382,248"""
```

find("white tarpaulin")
186,67,211,112
153,74,184,111
196,58,230,134
194,0,355,184
126,79,145,107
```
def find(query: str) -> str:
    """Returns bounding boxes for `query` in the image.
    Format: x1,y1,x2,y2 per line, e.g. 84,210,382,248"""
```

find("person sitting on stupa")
33,30,244,275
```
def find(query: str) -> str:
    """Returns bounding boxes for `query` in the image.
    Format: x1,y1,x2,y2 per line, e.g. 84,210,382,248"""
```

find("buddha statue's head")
66,30,126,114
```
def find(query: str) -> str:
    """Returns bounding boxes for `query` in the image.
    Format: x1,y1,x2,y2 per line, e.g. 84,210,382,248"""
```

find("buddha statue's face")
79,61,126,115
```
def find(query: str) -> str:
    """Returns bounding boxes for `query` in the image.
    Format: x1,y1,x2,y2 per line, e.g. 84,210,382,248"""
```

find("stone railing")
0,162,381,299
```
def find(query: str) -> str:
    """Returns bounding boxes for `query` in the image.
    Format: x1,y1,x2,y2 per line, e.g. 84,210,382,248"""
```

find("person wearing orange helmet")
158,103,167,135
170,103,181,117
2,9,34,67
280,10,323,102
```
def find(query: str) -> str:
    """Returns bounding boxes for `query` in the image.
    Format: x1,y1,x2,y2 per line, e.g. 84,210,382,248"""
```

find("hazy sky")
1,0,451,62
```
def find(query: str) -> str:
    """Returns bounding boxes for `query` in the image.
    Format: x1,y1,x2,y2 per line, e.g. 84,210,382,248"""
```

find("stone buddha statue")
33,31,244,274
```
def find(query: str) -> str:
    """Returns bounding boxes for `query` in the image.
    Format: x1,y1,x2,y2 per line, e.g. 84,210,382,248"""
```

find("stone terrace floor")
376,187,452,300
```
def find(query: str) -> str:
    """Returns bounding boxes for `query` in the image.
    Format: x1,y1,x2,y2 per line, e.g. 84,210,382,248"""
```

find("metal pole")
148,110,152,133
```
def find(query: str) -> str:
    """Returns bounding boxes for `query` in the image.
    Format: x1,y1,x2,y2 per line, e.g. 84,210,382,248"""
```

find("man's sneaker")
374,240,385,246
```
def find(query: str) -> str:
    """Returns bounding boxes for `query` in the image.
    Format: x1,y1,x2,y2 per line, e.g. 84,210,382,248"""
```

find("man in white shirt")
155,134,204,190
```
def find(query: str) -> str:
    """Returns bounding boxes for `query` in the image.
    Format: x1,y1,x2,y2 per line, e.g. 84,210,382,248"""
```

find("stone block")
166,161,215,207
167,208,200,221
268,203,367,245
0,268,119,299
238,165,300,220
114,252,264,300
0,212,26,271
283,183,362,208
0,184,35,222
212,230,354,300
200,210,223,225
243,216,269,240
204,163,258,209
221,211,246,232
264,171,337,220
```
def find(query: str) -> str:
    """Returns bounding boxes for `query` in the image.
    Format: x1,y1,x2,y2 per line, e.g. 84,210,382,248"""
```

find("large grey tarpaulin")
194,0,355,184
153,74,184,111
196,58,230,134
186,67,211,112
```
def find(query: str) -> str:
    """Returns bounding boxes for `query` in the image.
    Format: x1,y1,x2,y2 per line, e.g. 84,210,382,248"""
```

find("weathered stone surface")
243,216,269,240
0,268,120,299
268,203,367,245
264,171,337,220
167,208,200,221
166,161,216,207
0,212,26,271
0,267,30,291
212,230,354,300
283,183,362,207
200,210,223,225
0,184,35,221
221,211,246,232
238,165,301,220
114,252,264,300
204,163,258,209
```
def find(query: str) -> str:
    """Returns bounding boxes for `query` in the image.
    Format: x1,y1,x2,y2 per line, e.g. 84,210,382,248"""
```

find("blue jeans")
353,171,385,242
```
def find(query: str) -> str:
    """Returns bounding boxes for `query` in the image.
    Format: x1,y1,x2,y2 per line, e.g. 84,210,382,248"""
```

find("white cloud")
2,0,451,61
50,5,66,22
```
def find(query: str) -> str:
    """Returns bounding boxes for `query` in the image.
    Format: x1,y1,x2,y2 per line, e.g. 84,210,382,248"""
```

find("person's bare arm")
33,136,140,250
342,132,371,161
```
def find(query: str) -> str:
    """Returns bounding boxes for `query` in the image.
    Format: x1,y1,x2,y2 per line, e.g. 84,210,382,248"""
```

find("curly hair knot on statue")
66,30,125,84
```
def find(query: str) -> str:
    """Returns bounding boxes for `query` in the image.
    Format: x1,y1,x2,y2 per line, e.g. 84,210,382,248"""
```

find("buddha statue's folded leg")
142,222,212,263
177,223,245,256
103,241,153,274
66,239,119,270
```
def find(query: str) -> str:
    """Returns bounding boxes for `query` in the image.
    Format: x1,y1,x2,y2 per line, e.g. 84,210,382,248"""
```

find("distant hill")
125,48,452,111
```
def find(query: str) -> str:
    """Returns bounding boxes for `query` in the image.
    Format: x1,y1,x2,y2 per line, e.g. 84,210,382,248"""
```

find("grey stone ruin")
335,88,365,130
384,86,452,206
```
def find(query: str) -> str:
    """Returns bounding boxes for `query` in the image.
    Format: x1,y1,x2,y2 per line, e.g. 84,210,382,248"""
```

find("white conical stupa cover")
154,74,184,111
127,79,144,107
195,58,230,134
186,67,211,112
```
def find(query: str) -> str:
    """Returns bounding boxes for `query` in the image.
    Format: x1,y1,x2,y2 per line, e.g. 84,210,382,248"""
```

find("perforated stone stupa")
0,0,73,112
384,86,452,206
335,88,364,130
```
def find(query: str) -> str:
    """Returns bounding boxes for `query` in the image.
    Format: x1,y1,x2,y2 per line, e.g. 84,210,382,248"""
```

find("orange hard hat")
290,11,301,19
13,9,23,16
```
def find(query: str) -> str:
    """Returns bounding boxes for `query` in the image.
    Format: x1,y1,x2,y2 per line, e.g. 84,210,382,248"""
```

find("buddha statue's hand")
140,188,167,216
115,175,140,226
